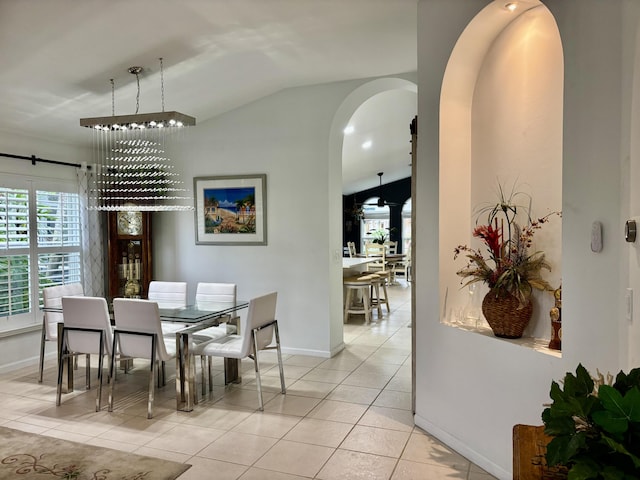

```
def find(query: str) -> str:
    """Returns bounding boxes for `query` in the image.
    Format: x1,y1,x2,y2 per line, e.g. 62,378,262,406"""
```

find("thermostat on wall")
625,219,637,243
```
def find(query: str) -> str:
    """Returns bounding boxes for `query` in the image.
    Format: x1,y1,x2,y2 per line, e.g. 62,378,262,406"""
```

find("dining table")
342,256,378,278
45,299,249,413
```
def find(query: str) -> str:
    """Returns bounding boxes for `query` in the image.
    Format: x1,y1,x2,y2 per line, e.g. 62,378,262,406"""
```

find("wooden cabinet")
106,211,152,301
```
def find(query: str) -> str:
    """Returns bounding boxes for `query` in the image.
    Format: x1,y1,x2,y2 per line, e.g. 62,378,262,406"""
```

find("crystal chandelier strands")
80,58,195,211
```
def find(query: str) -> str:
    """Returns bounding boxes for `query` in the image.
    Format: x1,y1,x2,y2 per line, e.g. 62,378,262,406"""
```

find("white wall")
416,1,631,478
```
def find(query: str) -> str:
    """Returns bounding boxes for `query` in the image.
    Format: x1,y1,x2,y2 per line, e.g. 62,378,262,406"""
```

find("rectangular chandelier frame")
80,111,196,130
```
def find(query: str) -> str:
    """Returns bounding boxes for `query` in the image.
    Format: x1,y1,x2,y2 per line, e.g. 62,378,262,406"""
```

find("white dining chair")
148,280,187,334
195,282,239,336
57,296,113,412
347,241,357,258
192,282,240,395
383,241,398,283
365,242,388,275
40,282,84,383
109,298,177,419
396,248,412,282
147,281,187,308
191,292,285,410
384,240,398,255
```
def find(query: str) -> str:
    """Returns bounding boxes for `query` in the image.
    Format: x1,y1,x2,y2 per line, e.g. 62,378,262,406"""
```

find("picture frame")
193,174,267,245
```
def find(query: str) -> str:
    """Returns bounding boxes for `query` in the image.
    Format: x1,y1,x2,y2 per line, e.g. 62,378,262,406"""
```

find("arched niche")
439,0,563,342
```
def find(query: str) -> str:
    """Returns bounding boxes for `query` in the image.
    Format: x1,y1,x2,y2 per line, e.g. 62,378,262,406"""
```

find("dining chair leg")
147,338,157,419
55,329,67,407
207,357,213,392
251,331,264,411
85,354,91,390
95,336,104,412
38,317,46,383
274,322,286,394
157,360,167,388
108,335,118,413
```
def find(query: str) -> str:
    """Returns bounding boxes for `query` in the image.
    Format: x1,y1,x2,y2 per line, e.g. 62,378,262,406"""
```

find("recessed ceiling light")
362,140,372,149
343,125,355,135
505,2,517,11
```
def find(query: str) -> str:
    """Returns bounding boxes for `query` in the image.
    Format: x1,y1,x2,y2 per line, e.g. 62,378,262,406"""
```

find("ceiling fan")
364,172,399,207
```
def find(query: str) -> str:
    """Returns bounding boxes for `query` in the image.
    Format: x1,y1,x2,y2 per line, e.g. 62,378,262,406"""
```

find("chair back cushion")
113,298,172,361
43,283,84,341
195,283,236,305
240,292,278,356
147,281,187,308
61,296,112,355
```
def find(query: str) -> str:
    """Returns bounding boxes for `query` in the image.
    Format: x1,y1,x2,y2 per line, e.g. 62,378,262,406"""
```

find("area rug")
0,426,190,479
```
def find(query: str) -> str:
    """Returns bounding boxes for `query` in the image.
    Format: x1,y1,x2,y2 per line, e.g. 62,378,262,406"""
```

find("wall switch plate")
591,221,603,252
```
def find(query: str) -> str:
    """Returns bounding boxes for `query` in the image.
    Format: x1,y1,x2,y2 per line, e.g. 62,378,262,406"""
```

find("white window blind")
0,187,29,250
36,190,82,307
37,191,81,247
37,252,81,293
0,183,82,329
0,255,30,316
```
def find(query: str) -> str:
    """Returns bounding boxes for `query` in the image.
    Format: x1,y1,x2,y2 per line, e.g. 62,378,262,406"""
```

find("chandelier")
80,59,195,211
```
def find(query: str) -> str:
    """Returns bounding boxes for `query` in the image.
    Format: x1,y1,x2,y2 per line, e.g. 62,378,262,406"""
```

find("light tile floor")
0,280,497,479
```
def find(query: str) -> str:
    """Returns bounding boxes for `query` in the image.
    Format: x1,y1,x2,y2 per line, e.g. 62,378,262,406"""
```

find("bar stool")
378,268,393,285
343,275,374,324
368,273,390,317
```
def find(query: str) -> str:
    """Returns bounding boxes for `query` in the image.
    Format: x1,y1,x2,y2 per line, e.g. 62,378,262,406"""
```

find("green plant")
453,182,560,307
542,364,640,479
368,227,395,244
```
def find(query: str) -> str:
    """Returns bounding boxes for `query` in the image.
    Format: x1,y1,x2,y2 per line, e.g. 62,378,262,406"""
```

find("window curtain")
77,167,104,296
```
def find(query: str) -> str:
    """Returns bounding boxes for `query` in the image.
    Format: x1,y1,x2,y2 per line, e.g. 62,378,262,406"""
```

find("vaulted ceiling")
0,0,417,193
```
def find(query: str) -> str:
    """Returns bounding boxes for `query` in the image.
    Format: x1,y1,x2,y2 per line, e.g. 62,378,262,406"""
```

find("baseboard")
0,354,47,375
413,413,510,480
280,346,332,358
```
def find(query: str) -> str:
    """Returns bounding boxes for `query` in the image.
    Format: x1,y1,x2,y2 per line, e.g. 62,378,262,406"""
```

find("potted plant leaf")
542,363,640,479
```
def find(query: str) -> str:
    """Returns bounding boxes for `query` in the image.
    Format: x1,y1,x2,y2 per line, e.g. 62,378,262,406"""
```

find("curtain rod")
0,152,91,171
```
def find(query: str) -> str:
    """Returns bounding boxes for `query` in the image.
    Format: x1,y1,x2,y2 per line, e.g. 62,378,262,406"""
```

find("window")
0,183,81,331
402,198,412,253
360,198,390,252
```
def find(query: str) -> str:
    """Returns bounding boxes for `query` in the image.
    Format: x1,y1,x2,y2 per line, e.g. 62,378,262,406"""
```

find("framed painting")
193,174,267,245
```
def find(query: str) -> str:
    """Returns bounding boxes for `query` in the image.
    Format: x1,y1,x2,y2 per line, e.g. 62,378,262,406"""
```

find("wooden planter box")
513,425,567,480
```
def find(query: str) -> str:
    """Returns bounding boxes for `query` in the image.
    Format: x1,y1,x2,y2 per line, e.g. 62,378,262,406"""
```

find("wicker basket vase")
482,290,533,339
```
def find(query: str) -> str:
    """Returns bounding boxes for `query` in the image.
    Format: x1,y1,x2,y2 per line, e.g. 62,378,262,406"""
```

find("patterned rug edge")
0,425,191,479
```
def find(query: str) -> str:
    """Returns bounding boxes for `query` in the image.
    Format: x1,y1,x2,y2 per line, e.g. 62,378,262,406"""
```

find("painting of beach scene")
194,174,267,245
203,187,256,234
